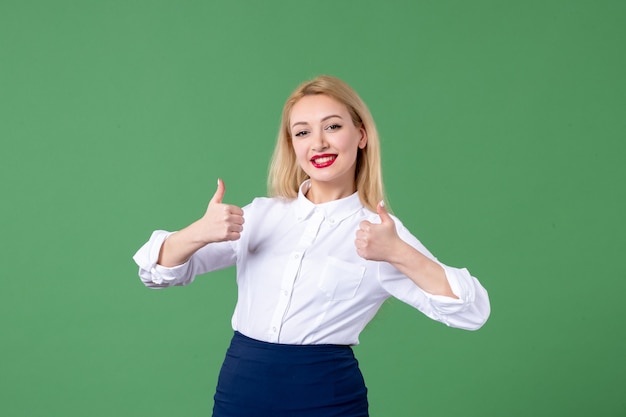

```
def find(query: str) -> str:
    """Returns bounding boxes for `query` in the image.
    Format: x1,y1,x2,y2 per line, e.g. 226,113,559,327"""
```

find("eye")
326,124,342,131
294,130,309,138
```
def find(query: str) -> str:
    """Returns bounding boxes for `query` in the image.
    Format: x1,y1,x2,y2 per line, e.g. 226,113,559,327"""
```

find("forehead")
289,94,350,123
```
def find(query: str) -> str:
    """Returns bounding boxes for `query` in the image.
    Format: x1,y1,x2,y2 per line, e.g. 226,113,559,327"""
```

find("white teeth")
314,156,335,164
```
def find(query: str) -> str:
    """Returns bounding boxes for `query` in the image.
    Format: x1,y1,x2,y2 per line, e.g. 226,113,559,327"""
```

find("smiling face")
289,94,368,203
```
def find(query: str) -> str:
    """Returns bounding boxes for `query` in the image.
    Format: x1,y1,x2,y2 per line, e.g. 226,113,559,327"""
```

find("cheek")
291,142,304,158
341,140,361,156
292,143,309,165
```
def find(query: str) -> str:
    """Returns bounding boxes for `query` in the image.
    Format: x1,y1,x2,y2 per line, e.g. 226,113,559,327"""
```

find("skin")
157,178,244,267
289,94,367,204
158,94,457,299
356,202,458,298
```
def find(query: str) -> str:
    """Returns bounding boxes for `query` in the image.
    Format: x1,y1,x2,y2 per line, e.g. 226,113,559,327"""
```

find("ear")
358,126,368,149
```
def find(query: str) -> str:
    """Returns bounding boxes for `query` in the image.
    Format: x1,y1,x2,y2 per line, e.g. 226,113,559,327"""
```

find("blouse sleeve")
132,230,237,289
378,218,490,330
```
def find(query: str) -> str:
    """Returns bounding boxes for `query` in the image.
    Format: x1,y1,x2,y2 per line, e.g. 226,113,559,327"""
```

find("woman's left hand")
355,202,401,262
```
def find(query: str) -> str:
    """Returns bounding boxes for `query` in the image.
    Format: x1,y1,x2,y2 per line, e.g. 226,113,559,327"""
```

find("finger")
210,178,226,204
355,244,366,259
228,206,244,217
226,231,241,241
377,200,393,224
228,223,244,233
226,212,245,225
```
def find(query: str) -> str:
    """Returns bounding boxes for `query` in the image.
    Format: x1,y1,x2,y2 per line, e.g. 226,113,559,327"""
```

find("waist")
229,331,354,364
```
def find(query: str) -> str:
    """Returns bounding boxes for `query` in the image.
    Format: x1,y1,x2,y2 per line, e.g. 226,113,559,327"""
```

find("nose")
311,129,328,152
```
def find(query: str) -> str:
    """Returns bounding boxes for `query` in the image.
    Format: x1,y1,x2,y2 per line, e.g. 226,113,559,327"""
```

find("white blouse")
133,181,490,345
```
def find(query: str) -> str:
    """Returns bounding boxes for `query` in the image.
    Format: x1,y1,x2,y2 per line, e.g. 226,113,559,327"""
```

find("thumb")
210,178,226,204
377,200,393,224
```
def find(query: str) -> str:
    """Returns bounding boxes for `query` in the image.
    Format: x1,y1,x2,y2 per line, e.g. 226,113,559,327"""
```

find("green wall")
1,1,624,416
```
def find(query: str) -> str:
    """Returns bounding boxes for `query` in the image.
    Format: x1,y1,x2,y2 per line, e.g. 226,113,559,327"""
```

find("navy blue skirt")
212,332,369,417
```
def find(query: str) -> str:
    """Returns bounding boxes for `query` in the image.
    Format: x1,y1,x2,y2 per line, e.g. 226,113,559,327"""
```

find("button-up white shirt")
133,181,490,345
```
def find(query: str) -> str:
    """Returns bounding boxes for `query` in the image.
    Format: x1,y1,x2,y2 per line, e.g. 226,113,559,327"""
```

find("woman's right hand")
195,178,245,244
157,178,244,267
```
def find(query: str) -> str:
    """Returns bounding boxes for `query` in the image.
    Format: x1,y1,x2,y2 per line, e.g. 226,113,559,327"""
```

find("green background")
1,1,624,416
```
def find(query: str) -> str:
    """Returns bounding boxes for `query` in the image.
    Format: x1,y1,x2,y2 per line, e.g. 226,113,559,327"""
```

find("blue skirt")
212,331,369,417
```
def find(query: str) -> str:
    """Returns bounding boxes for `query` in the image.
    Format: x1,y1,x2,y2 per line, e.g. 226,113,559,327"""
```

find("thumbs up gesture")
156,178,244,267
198,178,245,243
355,201,400,262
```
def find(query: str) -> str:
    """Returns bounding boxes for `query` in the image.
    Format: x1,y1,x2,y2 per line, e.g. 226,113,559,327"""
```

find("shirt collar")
294,180,364,224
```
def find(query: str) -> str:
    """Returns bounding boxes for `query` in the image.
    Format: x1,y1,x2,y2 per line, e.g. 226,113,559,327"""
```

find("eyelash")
293,124,342,139
294,124,341,138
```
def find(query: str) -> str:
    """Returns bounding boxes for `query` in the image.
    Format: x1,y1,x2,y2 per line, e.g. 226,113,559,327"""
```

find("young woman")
133,75,490,417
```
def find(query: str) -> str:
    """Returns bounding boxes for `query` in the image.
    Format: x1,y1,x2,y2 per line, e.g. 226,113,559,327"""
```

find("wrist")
181,221,212,247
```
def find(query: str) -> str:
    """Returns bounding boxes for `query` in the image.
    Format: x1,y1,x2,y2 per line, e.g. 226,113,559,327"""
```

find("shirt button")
283,290,288,296
293,253,300,259
272,327,277,333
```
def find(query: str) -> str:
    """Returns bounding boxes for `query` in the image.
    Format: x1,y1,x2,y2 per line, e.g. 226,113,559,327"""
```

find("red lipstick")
310,154,337,168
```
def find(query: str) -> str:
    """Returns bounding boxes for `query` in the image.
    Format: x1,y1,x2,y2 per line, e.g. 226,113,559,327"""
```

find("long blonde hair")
268,75,386,212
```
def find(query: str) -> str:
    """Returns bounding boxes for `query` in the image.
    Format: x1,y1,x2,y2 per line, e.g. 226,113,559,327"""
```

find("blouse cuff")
133,230,191,288
424,266,475,315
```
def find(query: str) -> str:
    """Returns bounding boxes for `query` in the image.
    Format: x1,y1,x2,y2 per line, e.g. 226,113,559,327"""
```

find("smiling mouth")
311,154,337,168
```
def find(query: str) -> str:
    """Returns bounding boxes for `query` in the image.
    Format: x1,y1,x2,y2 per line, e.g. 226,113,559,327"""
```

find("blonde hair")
268,75,386,212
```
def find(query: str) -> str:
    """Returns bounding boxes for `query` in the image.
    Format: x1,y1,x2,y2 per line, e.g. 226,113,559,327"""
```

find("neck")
305,181,356,204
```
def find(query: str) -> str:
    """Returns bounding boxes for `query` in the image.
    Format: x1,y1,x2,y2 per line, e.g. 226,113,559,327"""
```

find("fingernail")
379,200,385,207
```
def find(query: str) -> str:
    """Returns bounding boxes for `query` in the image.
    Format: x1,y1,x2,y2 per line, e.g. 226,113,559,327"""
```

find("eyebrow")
291,114,343,129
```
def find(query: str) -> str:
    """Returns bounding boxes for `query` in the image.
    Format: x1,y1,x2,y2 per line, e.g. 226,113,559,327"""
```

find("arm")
355,201,456,298
132,179,244,288
158,178,244,267
355,201,490,329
